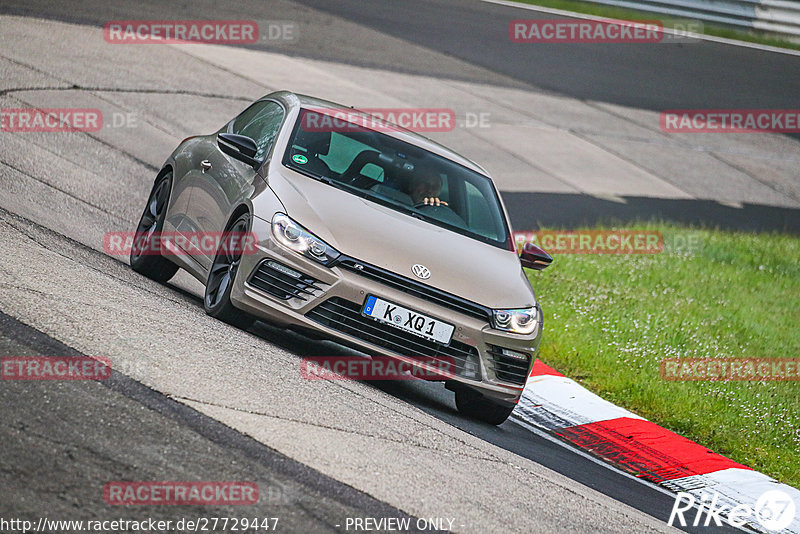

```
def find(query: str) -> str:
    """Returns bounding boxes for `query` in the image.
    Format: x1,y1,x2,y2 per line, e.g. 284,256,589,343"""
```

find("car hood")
265,167,536,309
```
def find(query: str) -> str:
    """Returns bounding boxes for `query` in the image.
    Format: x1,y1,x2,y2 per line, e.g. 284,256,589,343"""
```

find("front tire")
130,172,180,283
455,388,514,426
203,212,255,329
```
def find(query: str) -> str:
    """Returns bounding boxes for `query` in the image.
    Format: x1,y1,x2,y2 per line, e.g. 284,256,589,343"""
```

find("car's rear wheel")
455,388,514,425
204,212,255,329
130,172,180,283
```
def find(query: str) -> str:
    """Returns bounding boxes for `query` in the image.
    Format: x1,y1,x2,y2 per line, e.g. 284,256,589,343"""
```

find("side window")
232,101,284,159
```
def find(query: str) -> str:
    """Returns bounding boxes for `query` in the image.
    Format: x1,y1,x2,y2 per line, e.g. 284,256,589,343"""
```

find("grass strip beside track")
525,223,800,488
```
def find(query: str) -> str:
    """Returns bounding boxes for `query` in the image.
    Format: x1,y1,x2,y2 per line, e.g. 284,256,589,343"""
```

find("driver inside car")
406,172,448,207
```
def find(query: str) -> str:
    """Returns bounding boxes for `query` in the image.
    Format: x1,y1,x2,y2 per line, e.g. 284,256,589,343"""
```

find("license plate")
362,295,454,345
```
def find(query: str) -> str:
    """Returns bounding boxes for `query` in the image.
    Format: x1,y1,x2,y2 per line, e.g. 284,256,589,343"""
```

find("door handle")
200,160,212,171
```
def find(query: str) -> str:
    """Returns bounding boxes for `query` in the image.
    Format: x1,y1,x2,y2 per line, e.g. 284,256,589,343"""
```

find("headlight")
493,307,537,335
271,213,340,265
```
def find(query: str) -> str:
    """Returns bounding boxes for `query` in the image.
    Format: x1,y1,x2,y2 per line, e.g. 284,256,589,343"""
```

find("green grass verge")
525,224,800,488
509,0,800,51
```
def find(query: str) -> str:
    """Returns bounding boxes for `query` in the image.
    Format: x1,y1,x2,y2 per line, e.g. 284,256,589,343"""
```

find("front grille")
487,346,531,385
247,260,323,301
306,297,481,380
335,256,492,322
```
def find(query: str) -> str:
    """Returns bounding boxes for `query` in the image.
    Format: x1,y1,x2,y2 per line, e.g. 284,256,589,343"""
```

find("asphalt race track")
7,0,800,111
0,311,422,532
1,1,798,533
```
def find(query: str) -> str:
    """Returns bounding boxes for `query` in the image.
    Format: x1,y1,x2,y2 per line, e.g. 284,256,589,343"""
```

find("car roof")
264,91,491,177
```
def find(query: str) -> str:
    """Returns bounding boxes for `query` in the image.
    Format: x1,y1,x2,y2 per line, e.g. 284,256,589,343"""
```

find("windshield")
282,108,511,249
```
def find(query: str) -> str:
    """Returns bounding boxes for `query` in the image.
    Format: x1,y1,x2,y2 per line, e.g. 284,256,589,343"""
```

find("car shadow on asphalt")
248,319,463,417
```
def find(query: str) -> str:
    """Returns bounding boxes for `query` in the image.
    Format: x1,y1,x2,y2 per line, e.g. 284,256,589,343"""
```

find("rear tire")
130,172,180,283
455,388,514,426
203,212,255,329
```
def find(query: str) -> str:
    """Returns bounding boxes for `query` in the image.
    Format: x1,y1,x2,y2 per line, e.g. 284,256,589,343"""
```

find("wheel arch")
150,165,176,201
153,164,174,185
225,202,253,231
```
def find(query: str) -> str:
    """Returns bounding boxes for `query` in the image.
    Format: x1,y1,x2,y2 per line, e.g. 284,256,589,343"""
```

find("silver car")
130,91,552,425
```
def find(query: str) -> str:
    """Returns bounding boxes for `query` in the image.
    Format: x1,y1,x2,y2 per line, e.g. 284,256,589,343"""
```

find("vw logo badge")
412,264,431,280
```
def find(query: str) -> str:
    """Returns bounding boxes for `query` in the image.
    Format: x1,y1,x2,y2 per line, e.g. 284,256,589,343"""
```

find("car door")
184,100,285,270
162,136,212,239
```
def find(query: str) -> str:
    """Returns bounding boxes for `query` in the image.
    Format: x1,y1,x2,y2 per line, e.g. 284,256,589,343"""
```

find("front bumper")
229,216,541,406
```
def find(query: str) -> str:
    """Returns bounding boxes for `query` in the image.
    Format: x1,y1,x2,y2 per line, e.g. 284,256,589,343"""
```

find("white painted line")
481,0,800,57
515,374,644,429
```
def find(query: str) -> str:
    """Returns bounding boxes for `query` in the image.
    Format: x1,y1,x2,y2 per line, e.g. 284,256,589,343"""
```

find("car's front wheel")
130,172,180,283
455,388,515,426
204,212,255,329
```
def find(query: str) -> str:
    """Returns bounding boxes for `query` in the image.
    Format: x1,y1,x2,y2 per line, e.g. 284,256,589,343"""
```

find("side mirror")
520,242,552,270
218,133,262,169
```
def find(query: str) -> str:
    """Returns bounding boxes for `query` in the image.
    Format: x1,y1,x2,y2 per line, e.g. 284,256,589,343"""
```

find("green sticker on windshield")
292,154,308,165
